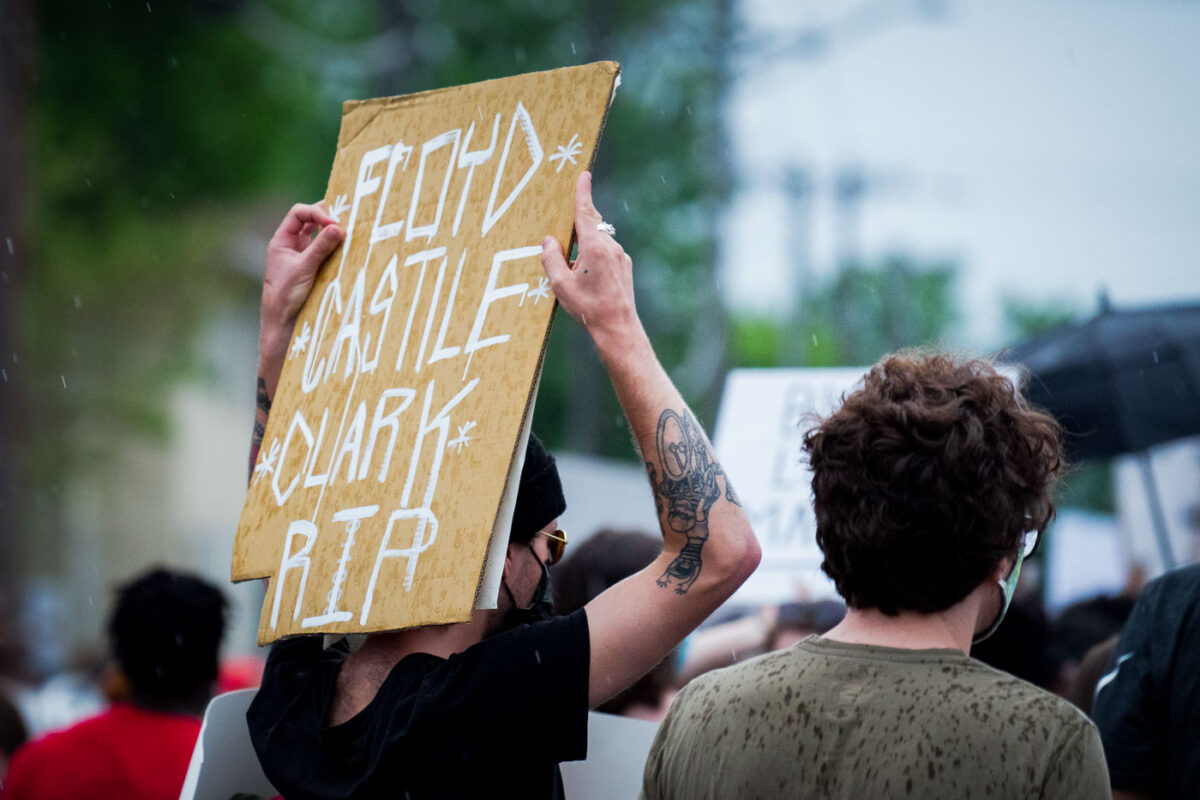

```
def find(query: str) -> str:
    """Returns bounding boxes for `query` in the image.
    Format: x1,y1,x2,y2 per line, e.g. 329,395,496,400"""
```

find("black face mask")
500,545,554,630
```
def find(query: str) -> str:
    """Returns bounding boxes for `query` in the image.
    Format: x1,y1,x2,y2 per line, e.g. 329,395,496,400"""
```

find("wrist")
258,321,294,374
591,319,651,370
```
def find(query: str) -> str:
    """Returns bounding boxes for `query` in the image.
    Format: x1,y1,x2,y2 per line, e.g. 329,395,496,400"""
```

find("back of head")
804,352,1063,615
108,568,227,712
553,528,662,614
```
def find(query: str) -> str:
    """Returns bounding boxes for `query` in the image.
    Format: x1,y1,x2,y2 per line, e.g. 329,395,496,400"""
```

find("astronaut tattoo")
648,408,740,594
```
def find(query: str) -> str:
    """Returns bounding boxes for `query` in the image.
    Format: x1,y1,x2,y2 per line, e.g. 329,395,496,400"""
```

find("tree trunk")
0,0,35,680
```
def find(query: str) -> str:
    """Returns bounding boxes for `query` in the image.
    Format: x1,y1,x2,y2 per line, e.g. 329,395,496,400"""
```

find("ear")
503,542,523,581
990,555,1015,584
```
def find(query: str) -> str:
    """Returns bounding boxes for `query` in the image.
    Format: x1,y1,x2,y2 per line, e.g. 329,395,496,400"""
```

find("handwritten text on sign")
233,63,620,643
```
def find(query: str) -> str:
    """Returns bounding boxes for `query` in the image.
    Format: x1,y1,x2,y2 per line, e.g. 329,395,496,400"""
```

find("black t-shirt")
1093,564,1200,799
247,610,590,800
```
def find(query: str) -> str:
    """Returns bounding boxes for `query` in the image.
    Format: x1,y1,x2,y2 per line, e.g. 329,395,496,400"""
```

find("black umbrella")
1006,300,1200,569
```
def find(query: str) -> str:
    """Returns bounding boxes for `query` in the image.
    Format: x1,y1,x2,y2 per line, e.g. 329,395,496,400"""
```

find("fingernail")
542,236,553,249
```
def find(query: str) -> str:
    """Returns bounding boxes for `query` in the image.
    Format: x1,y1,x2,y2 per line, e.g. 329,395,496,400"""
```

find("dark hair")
0,691,27,759
804,352,1063,615
553,529,663,615
108,568,227,708
509,434,566,545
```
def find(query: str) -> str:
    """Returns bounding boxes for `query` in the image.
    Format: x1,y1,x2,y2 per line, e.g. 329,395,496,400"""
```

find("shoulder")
965,657,1088,714
19,708,114,751
4,710,114,787
665,646,799,717
259,635,347,690
1134,563,1200,621
266,633,345,665
456,608,589,668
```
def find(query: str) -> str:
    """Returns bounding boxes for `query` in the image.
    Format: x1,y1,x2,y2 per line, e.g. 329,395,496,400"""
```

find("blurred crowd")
0,533,1193,798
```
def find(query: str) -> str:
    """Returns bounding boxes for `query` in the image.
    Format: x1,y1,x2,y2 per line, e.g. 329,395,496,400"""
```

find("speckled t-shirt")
641,636,1109,800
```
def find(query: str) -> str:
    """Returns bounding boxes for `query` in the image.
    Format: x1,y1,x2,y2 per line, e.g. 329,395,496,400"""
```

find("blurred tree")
12,0,368,617
1002,295,1081,342
731,255,959,369
7,0,738,633
1,0,36,679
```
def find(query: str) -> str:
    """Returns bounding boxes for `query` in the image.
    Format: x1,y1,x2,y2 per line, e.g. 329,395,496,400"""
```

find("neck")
357,608,496,662
822,588,987,655
329,609,500,727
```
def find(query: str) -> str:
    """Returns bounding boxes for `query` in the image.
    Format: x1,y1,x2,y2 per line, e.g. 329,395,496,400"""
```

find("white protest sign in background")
714,367,866,605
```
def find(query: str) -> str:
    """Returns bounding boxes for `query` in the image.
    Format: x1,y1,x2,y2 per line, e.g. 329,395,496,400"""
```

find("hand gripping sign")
233,62,620,644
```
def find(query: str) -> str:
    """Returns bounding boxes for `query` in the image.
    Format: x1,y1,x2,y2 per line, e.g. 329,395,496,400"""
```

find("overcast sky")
722,0,1200,348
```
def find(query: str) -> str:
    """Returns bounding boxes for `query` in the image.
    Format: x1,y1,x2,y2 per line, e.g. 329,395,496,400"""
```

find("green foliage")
730,315,784,368
730,255,959,371
19,1,368,562
1002,295,1080,342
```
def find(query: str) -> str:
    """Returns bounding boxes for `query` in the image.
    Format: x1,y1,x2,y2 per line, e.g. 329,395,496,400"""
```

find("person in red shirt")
3,568,226,800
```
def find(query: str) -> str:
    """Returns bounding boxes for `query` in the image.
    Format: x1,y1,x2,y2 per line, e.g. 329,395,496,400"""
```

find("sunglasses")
538,528,569,566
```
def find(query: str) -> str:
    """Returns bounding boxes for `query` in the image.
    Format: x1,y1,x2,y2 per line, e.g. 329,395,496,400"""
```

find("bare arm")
541,172,761,708
247,203,344,482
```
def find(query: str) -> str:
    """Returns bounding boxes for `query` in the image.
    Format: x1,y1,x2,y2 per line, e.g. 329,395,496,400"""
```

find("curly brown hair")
803,352,1063,615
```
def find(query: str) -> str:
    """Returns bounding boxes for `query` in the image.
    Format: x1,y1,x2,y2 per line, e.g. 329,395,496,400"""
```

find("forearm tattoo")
647,408,740,594
248,376,272,484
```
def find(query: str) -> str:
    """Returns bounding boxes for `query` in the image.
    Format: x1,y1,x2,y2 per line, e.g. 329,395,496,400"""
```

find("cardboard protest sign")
713,368,866,604
233,62,620,643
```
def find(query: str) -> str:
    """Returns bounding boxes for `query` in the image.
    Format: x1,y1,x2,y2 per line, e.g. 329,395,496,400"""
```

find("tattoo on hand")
647,408,739,595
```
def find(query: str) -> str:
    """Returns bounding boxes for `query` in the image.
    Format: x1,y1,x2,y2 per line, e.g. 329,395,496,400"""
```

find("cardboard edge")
472,374,538,610
337,61,621,149
471,352,550,610
469,61,619,608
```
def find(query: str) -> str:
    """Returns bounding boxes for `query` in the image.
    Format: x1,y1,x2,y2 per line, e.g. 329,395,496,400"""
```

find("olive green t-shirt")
642,636,1109,800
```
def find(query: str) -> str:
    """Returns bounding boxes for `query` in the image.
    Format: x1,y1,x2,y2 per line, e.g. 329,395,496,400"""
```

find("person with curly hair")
642,352,1110,800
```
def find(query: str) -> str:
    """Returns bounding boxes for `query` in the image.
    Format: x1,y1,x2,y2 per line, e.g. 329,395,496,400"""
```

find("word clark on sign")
233,62,620,644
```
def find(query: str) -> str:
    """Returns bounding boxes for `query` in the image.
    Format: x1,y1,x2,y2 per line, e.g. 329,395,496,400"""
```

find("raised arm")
248,203,344,481
541,172,760,708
